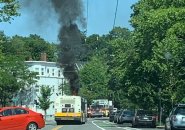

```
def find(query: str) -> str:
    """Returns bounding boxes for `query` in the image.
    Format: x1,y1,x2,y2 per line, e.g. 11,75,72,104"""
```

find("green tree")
0,0,20,22
0,34,58,61
79,56,110,105
24,34,57,61
38,86,53,120
0,55,38,106
106,37,140,108
105,26,131,41
128,0,185,111
0,32,39,106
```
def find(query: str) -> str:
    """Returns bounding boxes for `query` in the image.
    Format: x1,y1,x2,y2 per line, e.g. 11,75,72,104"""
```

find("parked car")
114,110,121,123
132,109,156,128
0,106,45,130
118,110,134,124
109,111,116,122
165,104,185,130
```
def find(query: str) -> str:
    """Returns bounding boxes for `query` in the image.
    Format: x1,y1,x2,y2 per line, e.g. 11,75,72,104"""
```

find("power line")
113,0,119,29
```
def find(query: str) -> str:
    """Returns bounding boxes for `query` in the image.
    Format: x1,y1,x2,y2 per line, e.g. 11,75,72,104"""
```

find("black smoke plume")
51,0,85,95
20,0,85,95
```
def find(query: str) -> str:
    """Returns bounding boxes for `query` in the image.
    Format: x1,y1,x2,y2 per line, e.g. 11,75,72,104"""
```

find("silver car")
119,110,134,124
165,104,185,130
113,110,121,123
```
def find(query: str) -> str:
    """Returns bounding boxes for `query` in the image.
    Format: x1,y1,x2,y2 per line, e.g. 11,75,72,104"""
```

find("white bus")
54,95,87,125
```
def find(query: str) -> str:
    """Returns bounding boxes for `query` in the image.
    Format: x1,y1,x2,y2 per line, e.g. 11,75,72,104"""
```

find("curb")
45,120,55,125
156,126,165,129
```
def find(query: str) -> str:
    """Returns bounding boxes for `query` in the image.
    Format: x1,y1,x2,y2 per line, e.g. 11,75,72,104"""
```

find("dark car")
132,109,156,128
118,110,134,124
114,110,121,123
165,104,185,130
109,112,116,122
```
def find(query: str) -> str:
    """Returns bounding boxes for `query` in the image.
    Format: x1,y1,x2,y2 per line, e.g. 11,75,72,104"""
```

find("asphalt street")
41,117,164,130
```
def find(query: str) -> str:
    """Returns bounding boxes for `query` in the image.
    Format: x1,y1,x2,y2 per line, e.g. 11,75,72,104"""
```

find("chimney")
40,52,47,61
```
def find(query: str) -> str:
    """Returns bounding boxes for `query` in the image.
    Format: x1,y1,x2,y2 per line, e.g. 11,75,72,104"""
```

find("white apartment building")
21,60,65,116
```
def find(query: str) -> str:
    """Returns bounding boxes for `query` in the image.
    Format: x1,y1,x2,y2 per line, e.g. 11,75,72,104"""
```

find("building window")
41,68,44,75
47,68,49,73
35,68,39,74
58,70,61,77
52,69,54,76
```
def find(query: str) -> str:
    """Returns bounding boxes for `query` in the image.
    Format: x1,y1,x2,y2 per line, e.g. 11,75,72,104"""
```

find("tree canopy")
0,0,20,22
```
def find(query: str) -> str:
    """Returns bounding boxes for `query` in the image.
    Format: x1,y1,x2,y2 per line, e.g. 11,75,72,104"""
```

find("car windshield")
116,110,121,114
174,107,185,115
111,112,116,115
123,111,134,116
137,110,154,116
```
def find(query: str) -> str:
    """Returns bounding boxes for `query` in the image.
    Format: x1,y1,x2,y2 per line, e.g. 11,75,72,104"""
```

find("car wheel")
151,123,156,128
56,121,60,125
165,124,168,130
132,123,137,128
117,118,120,124
27,122,38,130
170,125,175,130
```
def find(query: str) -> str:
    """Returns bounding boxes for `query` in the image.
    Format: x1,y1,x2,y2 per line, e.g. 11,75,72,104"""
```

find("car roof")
175,104,185,107
0,106,29,111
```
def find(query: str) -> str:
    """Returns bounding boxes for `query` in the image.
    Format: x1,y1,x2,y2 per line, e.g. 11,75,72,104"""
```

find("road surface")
42,117,163,130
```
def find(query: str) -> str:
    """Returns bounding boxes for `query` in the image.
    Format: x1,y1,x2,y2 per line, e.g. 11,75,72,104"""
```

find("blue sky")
0,0,138,43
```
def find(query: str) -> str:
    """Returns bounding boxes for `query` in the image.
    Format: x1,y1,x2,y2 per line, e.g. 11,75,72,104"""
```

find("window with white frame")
41,68,44,75
53,86,55,92
35,68,39,75
58,70,61,77
52,69,55,76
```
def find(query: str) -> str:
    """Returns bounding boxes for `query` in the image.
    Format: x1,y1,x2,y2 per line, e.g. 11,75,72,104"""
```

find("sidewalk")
44,116,55,125
156,125,165,129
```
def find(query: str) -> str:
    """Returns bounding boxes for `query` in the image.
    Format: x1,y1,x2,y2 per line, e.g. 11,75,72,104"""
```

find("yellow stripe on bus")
55,112,81,117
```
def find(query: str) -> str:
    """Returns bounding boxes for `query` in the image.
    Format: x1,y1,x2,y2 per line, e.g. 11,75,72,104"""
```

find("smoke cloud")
20,0,86,95
51,0,86,95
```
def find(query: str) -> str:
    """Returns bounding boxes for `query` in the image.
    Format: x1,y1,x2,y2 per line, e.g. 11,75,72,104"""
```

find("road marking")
103,121,112,124
51,125,63,130
92,121,106,130
104,121,115,125
92,120,142,130
103,121,141,130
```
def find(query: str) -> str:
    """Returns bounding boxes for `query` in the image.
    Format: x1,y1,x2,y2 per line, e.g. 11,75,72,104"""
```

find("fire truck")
88,99,112,118
54,95,87,124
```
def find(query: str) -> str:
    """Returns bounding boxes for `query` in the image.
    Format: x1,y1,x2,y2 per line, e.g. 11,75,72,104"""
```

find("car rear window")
174,107,185,115
110,112,116,115
137,110,154,116
14,108,28,115
123,111,134,116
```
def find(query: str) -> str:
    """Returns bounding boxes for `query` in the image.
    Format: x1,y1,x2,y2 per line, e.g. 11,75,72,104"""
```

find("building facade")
20,61,65,116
